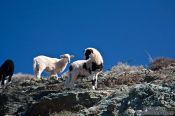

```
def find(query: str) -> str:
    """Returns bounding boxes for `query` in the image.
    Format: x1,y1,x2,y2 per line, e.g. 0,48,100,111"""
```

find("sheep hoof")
50,76,58,81
32,77,41,81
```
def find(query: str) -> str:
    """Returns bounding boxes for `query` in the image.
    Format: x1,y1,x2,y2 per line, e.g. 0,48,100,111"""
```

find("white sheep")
33,54,74,79
65,48,103,90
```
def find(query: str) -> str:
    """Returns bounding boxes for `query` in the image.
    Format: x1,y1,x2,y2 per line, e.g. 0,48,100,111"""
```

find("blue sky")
0,0,175,74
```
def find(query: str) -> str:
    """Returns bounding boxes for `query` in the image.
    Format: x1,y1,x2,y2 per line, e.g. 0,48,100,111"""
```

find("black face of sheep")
84,49,93,60
0,59,14,85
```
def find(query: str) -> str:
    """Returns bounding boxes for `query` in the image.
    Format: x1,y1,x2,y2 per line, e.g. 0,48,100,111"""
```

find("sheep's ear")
70,55,74,58
86,49,93,53
89,49,93,53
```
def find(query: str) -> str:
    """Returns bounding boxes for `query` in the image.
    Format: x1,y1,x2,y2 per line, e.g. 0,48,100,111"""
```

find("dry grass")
101,63,149,87
105,62,147,78
12,73,33,82
102,61,175,87
102,60,175,87
149,57,175,71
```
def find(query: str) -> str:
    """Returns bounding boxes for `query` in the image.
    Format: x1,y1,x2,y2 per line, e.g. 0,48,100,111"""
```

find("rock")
135,110,142,116
125,107,135,116
1,62,175,115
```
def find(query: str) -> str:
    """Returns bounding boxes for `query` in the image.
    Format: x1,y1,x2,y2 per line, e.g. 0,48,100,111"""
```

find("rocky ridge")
0,58,175,116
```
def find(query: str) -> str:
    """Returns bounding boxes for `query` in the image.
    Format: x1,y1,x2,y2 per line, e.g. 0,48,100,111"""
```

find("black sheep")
0,59,14,86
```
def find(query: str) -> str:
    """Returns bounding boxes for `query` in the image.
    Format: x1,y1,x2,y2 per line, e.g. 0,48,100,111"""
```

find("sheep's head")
60,54,74,63
84,48,93,60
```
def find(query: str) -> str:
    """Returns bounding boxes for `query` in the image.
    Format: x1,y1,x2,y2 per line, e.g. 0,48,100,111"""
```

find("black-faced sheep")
65,48,103,89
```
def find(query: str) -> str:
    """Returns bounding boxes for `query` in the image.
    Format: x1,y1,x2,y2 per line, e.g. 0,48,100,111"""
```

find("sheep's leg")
7,74,12,84
1,75,5,86
91,72,100,90
65,76,69,88
34,69,38,78
65,72,72,88
92,73,96,90
34,69,41,80
95,74,98,89
36,69,44,80
69,72,78,89
69,74,75,89
0,75,3,89
70,69,80,89
5,76,11,86
95,72,100,89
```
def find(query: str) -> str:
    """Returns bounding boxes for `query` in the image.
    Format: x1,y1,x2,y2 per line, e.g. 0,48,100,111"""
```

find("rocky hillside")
0,58,175,116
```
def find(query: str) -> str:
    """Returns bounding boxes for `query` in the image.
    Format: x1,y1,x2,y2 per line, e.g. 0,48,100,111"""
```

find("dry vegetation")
149,57,175,71
98,58,175,88
101,63,151,87
12,73,33,81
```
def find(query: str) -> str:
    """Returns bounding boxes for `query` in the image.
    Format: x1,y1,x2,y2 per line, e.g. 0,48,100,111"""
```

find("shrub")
149,58,175,71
